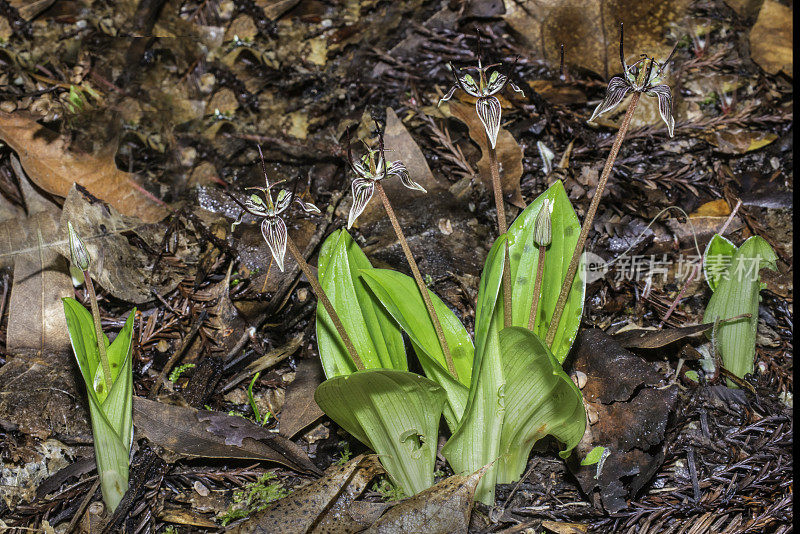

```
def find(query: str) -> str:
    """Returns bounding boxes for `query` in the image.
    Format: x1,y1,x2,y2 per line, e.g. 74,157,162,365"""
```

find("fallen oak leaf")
0,111,168,223
132,397,319,475
230,454,385,534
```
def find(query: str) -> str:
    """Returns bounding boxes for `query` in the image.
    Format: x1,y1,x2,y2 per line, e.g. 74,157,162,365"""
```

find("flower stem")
527,246,546,331
545,92,641,346
488,144,514,328
285,234,364,371
83,271,113,394
375,182,458,380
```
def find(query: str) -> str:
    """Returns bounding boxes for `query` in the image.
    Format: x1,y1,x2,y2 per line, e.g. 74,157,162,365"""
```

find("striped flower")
588,23,677,137
346,132,427,229
438,57,524,149
232,147,320,272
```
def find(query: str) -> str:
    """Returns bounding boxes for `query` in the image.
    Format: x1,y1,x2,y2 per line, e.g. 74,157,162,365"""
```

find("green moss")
219,472,288,526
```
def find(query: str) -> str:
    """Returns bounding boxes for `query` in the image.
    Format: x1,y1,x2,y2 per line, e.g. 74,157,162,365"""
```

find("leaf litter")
0,0,791,531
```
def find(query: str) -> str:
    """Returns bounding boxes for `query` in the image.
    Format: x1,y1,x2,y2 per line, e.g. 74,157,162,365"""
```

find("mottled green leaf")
495,327,586,484
442,236,506,505
505,180,585,362
314,369,445,496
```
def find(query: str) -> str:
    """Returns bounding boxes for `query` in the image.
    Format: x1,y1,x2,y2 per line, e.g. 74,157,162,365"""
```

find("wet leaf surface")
569,330,678,513
132,397,319,475
278,357,326,439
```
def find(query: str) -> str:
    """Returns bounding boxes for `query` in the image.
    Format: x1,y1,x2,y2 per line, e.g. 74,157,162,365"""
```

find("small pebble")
571,370,587,389
194,480,210,497
297,288,309,303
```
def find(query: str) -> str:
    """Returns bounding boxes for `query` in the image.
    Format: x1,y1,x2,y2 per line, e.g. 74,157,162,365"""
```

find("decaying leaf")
503,0,690,79
278,358,326,439
699,128,778,154
51,185,192,304
231,455,384,534
364,465,488,534
749,0,792,76
132,397,319,475
0,111,167,223
569,330,677,513
613,321,723,349
0,180,90,441
445,100,525,208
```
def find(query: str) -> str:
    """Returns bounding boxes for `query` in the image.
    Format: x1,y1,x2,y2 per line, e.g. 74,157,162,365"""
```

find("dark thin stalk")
527,246,546,330
546,92,641,346
488,144,514,328
83,272,113,393
285,235,364,371
375,182,458,380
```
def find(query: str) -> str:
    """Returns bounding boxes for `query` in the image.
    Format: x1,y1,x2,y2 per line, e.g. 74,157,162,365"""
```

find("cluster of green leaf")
702,234,777,385
219,472,288,526
62,299,136,512
314,181,587,503
168,362,195,383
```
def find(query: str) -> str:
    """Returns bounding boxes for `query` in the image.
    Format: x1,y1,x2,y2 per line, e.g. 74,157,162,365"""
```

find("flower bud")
533,200,552,247
68,221,91,271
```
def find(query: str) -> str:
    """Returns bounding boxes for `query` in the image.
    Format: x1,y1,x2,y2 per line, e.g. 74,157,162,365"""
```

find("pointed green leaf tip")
580,446,607,466
68,221,90,271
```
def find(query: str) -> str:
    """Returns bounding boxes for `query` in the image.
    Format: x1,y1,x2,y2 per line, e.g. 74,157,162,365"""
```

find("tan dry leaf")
749,0,792,76
364,465,489,534
0,111,167,223
504,0,689,79
446,100,525,208
231,454,384,534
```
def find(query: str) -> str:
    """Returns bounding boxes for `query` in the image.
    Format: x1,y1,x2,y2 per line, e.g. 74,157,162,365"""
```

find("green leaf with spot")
316,230,406,377
314,369,446,496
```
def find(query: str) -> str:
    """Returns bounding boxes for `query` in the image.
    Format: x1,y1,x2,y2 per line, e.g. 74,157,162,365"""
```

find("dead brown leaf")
279,357,326,439
749,0,792,76
446,100,525,208
231,454,384,534
504,0,690,79
0,111,168,223
569,330,677,513
0,172,90,441
52,185,191,304
132,397,319,475
613,321,720,349
364,466,488,534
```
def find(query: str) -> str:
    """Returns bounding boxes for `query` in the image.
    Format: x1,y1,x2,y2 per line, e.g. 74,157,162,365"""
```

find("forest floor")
0,0,792,532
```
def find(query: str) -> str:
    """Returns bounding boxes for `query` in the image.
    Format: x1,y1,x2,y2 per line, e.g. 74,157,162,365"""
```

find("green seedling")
63,222,136,513
247,372,270,426
371,476,406,501
702,234,777,385
334,441,352,466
